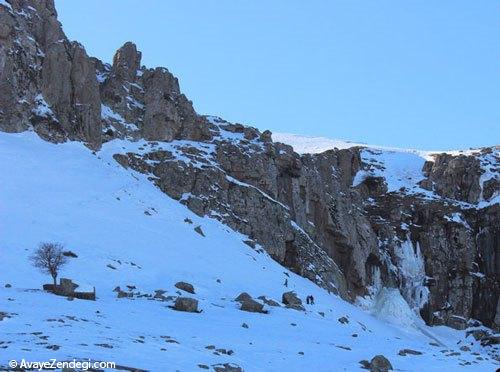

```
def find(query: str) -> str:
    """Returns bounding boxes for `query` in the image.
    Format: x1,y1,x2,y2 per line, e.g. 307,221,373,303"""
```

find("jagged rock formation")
0,0,101,147
0,0,498,334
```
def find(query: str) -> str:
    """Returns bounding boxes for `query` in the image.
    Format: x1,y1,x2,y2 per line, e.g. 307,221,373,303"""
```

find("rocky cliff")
1,0,498,334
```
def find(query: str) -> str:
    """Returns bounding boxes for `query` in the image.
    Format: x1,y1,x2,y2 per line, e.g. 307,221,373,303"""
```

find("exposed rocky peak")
112,41,142,81
0,1,212,147
420,146,499,204
0,0,101,148
97,41,212,143
141,66,209,142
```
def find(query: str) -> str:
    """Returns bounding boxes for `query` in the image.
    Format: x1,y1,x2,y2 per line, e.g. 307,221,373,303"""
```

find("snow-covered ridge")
272,133,496,159
274,133,499,206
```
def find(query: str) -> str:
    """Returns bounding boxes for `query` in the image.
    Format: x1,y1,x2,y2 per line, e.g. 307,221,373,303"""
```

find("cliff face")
0,0,101,147
1,0,498,332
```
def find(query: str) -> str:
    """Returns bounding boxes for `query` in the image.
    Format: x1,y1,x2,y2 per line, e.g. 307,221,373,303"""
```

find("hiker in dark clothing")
284,278,288,287
306,296,310,305
310,295,315,305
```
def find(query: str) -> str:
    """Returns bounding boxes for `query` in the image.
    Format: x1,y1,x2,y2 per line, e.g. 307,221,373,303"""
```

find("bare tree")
30,242,68,285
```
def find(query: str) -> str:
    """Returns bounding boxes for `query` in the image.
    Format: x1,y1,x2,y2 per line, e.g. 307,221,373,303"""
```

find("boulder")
282,291,304,311
235,292,265,313
173,297,199,313
240,298,265,313
117,290,132,298
235,292,252,302
369,355,393,372
175,281,195,294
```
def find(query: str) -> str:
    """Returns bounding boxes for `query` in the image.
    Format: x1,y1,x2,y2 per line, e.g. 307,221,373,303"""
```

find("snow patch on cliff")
353,148,430,194
32,94,57,120
101,104,138,131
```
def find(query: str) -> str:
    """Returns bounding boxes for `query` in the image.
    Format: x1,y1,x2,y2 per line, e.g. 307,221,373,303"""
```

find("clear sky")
55,0,499,150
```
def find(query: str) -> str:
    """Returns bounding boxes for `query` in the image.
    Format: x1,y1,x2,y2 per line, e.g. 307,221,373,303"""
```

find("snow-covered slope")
0,131,497,371
272,133,369,154
273,133,473,157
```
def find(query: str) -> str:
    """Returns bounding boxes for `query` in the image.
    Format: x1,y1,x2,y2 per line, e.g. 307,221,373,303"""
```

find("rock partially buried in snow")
117,290,133,298
173,297,199,313
175,281,195,294
367,355,393,372
212,363,243,372
194,225,205,236
282,291,304,311
338,316,349,324
240,298,265,313
235,292,252,302
257,295,280,307
0,312,12,321
235,292,266,313
398,349,422,356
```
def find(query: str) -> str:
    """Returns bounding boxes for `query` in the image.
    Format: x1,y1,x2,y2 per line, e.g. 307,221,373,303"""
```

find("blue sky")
56,0,499,150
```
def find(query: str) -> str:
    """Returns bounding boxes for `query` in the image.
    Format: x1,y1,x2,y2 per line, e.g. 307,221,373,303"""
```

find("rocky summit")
0,1,499,371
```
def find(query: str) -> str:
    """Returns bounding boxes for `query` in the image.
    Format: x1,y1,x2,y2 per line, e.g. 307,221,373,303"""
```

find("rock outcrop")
0,0,499,336
173,297,199,313
0,0,101,148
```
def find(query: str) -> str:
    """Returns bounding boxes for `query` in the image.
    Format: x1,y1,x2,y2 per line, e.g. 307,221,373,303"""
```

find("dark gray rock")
235,292,266,313
235,292,252,302
420,153,482,203
212,363,242,372
173,297,198,313
117,290,133,298
282,291,304,311
398,349,423,356
175,281,195,294
194,225,205,237
369,355,393,372
338,316,349,324
240,298,265,313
